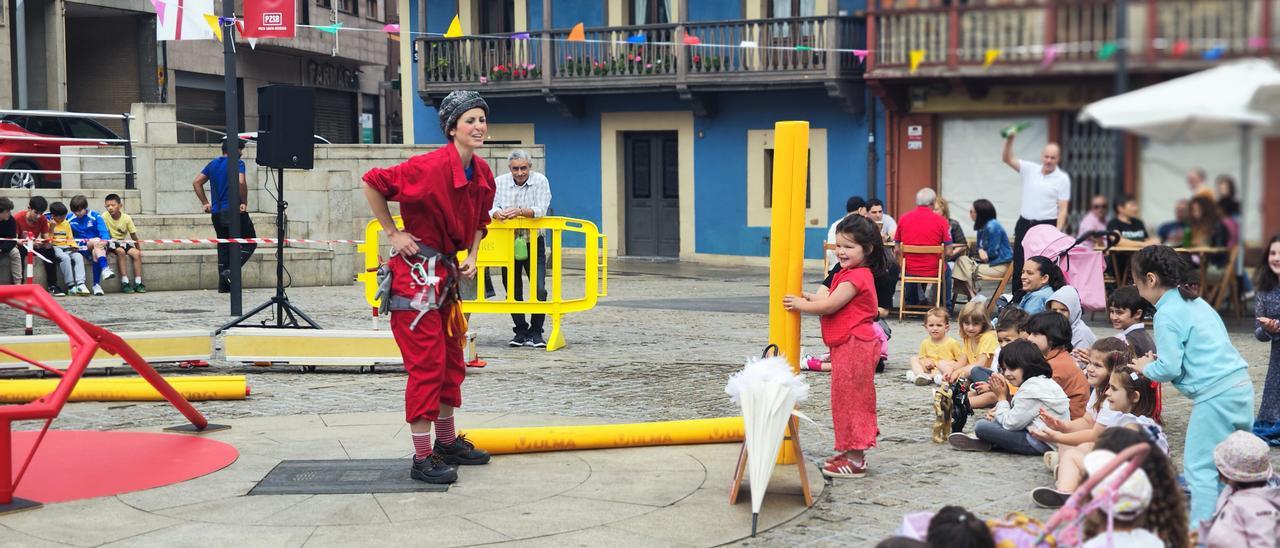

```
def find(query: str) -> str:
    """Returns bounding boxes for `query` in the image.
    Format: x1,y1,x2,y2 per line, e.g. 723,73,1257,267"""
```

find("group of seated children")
881,426,1276,548
7,194,145,295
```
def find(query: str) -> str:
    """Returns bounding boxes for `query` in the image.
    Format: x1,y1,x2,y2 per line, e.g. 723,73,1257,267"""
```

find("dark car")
0,114,121,189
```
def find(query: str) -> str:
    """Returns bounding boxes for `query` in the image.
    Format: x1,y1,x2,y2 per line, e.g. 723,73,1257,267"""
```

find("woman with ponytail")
1129,245,1253,527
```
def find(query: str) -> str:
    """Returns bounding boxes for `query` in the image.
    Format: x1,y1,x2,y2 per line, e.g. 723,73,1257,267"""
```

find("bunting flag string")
138,0,1272,68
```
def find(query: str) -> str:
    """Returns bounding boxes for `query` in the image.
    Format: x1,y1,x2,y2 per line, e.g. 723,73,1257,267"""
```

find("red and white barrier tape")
2,237,364,245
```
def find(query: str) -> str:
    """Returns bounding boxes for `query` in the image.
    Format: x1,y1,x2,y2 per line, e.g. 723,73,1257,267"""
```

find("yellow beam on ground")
462,417,744,455
0,330,212,370
0,375,248,402
223,328,402,366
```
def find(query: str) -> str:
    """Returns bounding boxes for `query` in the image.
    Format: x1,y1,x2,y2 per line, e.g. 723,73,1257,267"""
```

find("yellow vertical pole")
768,121,809,465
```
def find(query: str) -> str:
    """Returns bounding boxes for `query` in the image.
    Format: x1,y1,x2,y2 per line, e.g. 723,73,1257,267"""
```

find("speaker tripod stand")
217,167,320,333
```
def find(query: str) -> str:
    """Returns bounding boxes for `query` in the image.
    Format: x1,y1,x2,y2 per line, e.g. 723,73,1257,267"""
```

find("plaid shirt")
491,171,552,239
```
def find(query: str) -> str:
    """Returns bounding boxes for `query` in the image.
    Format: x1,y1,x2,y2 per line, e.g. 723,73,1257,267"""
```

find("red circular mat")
11,430,238,504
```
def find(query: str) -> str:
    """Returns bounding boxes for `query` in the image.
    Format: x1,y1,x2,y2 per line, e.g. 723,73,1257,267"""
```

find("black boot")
434,434,491,465
410,454,458,484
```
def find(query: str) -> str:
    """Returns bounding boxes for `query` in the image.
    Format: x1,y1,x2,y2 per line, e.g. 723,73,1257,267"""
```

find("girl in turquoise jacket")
1131,245,1254,526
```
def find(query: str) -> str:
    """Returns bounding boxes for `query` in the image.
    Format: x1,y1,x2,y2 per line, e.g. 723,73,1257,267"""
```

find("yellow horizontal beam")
0,330,212,370
0,375,247,402
462,417,745,455
223,328,402,365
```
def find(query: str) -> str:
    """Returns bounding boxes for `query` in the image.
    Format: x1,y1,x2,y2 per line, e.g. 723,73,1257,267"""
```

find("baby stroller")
1021,225,1115,311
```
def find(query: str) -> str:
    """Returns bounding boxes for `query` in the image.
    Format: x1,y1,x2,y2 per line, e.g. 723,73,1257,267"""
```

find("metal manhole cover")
249,459,448,495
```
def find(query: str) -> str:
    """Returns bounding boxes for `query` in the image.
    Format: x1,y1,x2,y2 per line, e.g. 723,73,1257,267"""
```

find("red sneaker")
821,455,867,478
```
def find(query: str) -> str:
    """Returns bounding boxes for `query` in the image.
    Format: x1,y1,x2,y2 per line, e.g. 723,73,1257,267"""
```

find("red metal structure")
0,285,220,512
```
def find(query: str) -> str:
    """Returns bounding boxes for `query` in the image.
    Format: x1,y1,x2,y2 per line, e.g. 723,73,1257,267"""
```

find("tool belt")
375,246,460,330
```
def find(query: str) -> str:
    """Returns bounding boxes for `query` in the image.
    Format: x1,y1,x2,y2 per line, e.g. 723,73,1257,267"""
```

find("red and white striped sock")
412,432,433,461
435,416,457,446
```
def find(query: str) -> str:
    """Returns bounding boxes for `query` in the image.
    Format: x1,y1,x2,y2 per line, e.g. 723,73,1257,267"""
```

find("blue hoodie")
1145,288,1250,403
68,210,111,242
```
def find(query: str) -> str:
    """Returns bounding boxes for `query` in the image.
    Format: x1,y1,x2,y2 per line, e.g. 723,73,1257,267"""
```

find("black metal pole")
222,0,243,316
1113,0,1129,192
276,167,286,326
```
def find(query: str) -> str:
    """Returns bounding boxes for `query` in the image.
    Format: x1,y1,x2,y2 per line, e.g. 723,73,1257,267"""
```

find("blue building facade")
409,0,883,261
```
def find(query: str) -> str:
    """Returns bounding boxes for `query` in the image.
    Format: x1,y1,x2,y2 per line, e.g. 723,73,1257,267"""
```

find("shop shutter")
314,89,356,144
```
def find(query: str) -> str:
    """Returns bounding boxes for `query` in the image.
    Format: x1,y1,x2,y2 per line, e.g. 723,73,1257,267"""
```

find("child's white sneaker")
933,373,946,386
72,284,90,296
92,284,105,296
907,371,931,386
101,267,116,281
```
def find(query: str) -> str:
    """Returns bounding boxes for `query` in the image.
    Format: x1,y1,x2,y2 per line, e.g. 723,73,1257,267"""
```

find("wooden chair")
898,245,946,320
1210,245,1245,319
979,264,1015,319
822,242,837,273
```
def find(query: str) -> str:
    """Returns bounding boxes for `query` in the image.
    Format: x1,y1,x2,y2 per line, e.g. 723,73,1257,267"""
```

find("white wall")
940,116,1049,236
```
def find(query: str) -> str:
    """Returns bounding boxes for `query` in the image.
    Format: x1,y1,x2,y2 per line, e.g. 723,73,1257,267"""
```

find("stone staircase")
10,194,349,292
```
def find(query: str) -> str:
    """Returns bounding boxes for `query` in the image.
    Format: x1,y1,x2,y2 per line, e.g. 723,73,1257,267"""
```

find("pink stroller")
1022,224,1111,311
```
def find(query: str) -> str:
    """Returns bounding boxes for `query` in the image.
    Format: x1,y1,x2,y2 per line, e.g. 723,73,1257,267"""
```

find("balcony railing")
869,0,1276,74
418,16,866,95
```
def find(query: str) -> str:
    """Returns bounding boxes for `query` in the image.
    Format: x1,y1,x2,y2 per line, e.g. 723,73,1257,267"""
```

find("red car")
1,114,121,189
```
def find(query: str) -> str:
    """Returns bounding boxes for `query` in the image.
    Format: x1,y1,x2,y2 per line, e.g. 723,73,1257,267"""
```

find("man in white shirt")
490,149,553,348
1002,133,1071,298
826,195,866,268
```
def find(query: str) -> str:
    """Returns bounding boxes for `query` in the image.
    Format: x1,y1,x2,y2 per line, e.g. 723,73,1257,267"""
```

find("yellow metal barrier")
357,216,608,351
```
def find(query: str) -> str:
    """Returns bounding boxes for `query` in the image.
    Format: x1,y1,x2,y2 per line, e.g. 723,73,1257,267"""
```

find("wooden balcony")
867,0,1278,78
418,16,867,115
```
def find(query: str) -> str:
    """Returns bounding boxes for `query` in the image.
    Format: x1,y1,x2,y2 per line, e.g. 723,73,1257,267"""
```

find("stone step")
0,189,142,214
25,246,347,292
128,213,280,250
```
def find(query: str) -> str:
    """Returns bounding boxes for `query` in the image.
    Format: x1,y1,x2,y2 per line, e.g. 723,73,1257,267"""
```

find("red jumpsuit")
362,143,496,423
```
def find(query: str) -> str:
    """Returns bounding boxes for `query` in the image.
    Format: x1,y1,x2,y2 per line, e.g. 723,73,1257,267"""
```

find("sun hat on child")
1213,430,1274,483
1083,449,1153,518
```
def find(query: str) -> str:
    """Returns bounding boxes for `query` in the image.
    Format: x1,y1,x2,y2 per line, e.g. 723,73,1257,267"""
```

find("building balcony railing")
868,0,1277,76
418,16,867,100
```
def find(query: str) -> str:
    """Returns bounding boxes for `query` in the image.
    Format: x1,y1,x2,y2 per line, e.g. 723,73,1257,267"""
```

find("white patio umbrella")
725,355,809,537
1079,58,1280,245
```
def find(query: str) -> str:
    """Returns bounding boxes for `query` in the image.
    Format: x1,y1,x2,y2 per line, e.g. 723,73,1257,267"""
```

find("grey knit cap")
439,90,489,138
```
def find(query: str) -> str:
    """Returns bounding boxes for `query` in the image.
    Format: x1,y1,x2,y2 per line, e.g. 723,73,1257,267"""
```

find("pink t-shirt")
820,267,878,346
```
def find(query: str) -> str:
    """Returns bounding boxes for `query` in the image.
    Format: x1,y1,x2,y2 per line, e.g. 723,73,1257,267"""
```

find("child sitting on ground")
103,193,145,293
1033,364,1168,508
1023,311,1090,420
948,340,1069,455
1048,285,1097,358
925,506,994,548
908,307,963,386
1107,285,1155,357
1201,430,1280,546
47,202,87,296
941,300,999,383
1029,337,1132,473
1082,427,1189,548
1077,448,1163,547
968,307,1031,410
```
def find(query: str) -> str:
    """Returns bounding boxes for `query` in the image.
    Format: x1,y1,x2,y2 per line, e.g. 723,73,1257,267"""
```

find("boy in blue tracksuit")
1131,246,1253,526
67,195,115,296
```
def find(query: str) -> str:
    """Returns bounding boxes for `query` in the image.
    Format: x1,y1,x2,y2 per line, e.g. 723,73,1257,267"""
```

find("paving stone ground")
2,259,1277,546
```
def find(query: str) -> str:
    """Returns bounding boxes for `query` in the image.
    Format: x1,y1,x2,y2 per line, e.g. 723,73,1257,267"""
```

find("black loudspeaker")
256,85,315,170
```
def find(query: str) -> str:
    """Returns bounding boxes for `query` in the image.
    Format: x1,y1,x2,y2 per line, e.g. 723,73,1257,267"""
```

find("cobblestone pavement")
2,260,1276,546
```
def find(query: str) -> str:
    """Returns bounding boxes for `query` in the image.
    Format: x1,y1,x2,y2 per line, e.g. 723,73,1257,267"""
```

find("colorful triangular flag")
1171,39,1189,57
982,49,1001,69
150,0,166,25
156,0,215,41
851,49,868,63
739,40,757,48
1040,45,1058,69
234,20,258,49
203,13,223,42
317,22,343,34
1203,46,1224,60
567,22,585,41
383,23,399,33
1098,42,1117,60
908,49,925,73
627,34,646,44
444,14,463,38
795,45,812,51
1247,36,1267,49
682,35,701,45
511,32,531,40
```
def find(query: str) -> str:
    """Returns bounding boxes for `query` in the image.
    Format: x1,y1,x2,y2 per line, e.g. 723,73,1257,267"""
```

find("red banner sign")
243,0,296,38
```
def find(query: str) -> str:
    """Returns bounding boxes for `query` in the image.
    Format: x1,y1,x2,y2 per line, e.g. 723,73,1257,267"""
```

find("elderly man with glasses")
490,149,553,348
1077,194,1108,240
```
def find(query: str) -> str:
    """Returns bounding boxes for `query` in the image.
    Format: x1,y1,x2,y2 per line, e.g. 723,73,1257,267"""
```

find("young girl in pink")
784,215,886,478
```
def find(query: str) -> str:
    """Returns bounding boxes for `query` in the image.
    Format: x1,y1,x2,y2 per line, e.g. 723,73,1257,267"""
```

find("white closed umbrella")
1079,58,1280,246
725,355,809,536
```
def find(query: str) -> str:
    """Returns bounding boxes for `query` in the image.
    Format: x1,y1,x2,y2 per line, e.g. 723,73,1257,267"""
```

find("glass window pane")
632,140,651,199
64,118,115,140
662,138,678,199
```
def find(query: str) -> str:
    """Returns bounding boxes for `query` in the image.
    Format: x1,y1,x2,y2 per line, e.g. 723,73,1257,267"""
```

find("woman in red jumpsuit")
362,90,495,484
